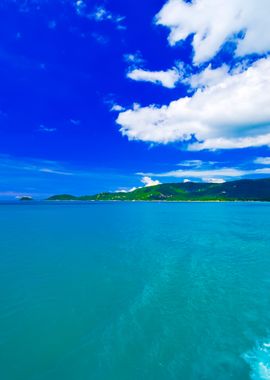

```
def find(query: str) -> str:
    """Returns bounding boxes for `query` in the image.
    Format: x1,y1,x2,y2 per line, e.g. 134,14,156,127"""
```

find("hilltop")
47,178,270,202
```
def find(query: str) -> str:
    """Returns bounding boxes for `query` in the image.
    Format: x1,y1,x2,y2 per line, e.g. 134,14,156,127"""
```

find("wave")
244,340,270,380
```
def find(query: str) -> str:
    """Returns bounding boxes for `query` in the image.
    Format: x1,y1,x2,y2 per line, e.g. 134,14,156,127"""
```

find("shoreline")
17,199,270,203
46,200,270,203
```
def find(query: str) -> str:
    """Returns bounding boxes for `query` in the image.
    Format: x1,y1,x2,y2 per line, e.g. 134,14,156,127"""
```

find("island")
47,178,270,202
19,196,33,201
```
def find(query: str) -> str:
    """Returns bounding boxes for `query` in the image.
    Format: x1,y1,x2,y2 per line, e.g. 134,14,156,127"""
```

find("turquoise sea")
1,202,270,380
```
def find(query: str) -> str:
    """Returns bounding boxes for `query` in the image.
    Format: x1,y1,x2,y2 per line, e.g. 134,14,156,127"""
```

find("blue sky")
1,0,270,198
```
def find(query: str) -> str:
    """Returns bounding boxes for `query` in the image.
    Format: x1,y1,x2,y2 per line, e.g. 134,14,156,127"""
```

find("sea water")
0,201,270,380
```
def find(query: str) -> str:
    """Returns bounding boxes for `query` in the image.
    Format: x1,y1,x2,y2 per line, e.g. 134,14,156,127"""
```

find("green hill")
47,178,270,202
47,194,78,201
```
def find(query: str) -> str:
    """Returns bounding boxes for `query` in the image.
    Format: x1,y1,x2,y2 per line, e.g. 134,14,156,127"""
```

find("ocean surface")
1,202,270,380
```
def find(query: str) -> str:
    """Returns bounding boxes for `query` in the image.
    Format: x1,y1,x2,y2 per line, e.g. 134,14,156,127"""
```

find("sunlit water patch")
244,339,270,380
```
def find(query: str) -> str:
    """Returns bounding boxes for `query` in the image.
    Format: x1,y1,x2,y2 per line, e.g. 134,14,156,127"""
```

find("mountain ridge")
47,178,270,202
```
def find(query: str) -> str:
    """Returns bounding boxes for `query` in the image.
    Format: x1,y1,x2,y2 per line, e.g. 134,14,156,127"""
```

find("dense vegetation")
47,178,270,201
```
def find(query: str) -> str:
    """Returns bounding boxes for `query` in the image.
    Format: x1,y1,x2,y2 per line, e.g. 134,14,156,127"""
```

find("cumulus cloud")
156,0,270,64
127,68,181,88
117,57,270,149
115,0,270,152
187,64,229,89
117,176,161,192
141,176,161,187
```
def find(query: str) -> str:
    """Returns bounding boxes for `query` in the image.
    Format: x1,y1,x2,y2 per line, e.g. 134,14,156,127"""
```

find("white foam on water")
244,340,270,380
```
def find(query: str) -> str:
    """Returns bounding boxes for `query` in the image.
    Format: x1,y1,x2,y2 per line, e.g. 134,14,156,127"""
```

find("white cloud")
139,166,270,181
253,168,270,175
141,167,246,179
187,64,229,89
117,186,139,193
74,2,125,29
117,176,161,193
189,134,270,151
141,176,161,187
117,57,270,150
124,53,181,88
39,168,74,176
156,0,270,64
91,6,110,21
127,68,180,88
39,124,56,133
89,5,125,28
254,157,270,165
178,160,203,167
75,0,86,16
128,186,138,192
111,104,125,112
202,178,226,184
0,191,31,198
124,52,145,66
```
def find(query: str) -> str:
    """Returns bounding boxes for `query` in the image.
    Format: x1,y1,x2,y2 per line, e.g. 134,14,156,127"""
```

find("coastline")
45,199,270,203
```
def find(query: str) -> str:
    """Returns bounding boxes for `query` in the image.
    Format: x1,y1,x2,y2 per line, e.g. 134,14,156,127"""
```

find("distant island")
20,196,33,201
47,178,270,202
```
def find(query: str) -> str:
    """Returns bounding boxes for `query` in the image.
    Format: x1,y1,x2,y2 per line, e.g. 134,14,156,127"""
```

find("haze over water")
1,202,270,380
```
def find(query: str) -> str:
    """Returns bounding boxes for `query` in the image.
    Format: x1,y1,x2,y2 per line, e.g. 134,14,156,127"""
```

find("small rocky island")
19,196,33,201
